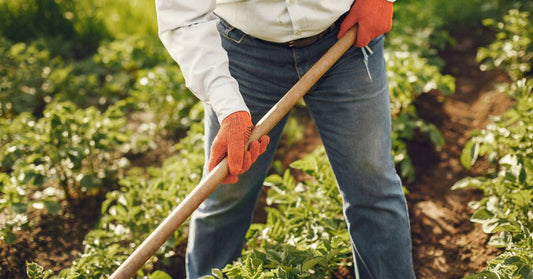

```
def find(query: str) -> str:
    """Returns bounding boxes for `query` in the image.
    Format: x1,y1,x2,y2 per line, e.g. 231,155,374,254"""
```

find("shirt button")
295,30,301,36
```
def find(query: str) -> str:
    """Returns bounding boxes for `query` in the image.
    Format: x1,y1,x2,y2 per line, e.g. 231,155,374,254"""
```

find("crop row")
455,9,532,279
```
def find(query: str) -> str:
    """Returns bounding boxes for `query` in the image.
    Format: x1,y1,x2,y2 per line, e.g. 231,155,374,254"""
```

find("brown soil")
406,31,512,278
0,196,104,278
0,30,514,278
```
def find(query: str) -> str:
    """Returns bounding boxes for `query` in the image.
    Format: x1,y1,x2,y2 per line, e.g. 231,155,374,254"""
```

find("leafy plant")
477,9,533,81
390,0,453,57
279,111,306,149
0,0,76,42
454,77,532,279
33,121,205,278
51,35,172,109
0,38,62,118
386,49,454,183
127,65,201,135
209,147,352,278
26,262,53,279
0,35,171,119
0,102,135,245
0,173,29,245
382,0,458,184
454,10,532,278
1,102,130,200
84,0,158,39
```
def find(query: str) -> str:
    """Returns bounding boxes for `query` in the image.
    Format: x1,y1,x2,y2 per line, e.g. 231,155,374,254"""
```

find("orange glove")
338,0,394,48
208,111,270,184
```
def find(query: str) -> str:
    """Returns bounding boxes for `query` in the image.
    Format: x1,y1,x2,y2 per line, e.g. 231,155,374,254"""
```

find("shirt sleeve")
156,0,249,123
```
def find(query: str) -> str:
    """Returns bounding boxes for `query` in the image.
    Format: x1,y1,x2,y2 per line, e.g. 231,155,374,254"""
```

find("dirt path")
406,32,512,278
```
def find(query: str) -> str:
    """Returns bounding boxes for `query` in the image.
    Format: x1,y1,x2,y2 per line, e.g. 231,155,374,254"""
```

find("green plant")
86,0,158,39
93,36,168,73
210,146,352,278
44,35,173,111
477,9,533,81
0,173,29,245
0,102,134,245
0,0,76,43
391,109,445,183
386,49,454,183
279,111,306,149
0,0,110,57
454,78,533,279
1,102,130,200
0,35,171,119
390,0,453,57
454,10,532,277
127,65,201,135
382,0,458,184
26,262,53,279
35,121,205,278
459,78,532,171
0,38,62,118
393,0,532,53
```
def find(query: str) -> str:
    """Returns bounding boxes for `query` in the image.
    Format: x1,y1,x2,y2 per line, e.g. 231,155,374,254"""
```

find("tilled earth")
405,31,512,278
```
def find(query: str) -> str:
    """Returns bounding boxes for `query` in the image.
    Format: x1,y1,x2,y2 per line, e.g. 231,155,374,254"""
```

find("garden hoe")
110,26,357,279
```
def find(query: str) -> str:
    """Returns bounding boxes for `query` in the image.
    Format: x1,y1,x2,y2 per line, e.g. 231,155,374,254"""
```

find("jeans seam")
354,245,377,279
291,48,303,79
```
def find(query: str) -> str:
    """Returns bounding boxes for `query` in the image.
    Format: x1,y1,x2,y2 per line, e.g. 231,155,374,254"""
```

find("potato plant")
51,35,172,110
209,147,352,278
454,80,533,278
27,122,205,278
386,50,454,182
477,9,532,81
0,38,61,118
0,31,180,118
0,102,132,244
453,11,533,277
127,65,201,135
454,78,533,279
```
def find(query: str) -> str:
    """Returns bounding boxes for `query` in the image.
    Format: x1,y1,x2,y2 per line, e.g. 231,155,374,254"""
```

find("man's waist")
214,1,351,44
217,15,344,48
261,24,336,48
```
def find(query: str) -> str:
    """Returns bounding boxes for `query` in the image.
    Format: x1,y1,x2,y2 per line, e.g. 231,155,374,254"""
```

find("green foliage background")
0,0,530,278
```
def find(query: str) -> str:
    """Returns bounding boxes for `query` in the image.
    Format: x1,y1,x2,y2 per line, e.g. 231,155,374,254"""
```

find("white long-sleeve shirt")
155,0,353,123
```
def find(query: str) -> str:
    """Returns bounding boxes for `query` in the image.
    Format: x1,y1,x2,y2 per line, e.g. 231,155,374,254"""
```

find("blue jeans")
186,18,415,279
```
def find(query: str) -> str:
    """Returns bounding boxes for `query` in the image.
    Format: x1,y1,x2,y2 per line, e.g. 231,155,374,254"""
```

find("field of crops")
1,0,531,278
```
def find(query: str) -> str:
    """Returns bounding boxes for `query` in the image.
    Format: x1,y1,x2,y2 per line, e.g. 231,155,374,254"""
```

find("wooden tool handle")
110,26,357,279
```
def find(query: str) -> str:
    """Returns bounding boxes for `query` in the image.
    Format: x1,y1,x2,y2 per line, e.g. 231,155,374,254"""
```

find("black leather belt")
286,27,331,48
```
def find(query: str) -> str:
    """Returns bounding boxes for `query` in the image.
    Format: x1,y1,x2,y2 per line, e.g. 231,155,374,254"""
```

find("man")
156,0,415,278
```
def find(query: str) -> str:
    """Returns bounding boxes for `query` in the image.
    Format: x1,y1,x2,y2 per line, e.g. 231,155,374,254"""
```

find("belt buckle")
288,40,296,48
287,28,328,48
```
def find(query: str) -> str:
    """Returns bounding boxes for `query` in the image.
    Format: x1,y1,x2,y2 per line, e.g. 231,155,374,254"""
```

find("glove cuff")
222,111,252,126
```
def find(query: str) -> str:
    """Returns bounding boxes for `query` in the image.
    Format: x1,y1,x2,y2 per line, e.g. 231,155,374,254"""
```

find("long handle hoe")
110,26,357,279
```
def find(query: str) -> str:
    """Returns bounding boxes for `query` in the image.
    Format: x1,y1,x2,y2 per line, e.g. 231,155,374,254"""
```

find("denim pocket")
216,17,246,44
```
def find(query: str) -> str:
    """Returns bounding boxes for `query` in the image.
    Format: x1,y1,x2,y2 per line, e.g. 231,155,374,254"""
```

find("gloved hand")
208,111,270,184
338,0,394,48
